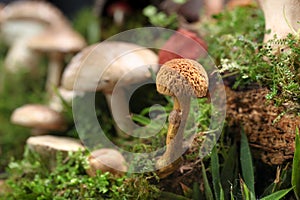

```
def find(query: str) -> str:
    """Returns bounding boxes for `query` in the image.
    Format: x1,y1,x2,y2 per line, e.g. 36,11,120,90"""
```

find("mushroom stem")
104,90,133,137
258,0,300,43
46,52,64,95
156,96,190,177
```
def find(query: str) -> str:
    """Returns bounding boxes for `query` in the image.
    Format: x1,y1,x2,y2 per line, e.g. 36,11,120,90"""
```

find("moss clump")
4,149,161,199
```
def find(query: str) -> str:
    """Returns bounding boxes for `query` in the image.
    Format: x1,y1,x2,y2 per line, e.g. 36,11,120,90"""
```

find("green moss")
202,6,300,111
4,149,161,199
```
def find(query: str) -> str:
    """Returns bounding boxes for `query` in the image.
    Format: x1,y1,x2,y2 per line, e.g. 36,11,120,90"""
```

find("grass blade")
240,178,255,200
221,142,238,196
240,129,255,196
260,187,293,200
211,146,221,200
201,161,214,200
292,127,300,200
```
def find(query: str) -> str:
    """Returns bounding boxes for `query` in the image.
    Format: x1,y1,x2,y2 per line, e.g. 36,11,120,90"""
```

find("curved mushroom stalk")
258,0,300,43
156,96,191,178
155,59,208,178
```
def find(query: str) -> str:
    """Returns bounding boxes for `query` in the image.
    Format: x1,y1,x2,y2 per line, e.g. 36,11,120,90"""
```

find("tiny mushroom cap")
86,148,127,177
11,104,67,131
156,58,209,98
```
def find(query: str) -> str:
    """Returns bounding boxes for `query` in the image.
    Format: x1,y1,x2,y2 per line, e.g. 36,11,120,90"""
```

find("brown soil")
226,86,300,165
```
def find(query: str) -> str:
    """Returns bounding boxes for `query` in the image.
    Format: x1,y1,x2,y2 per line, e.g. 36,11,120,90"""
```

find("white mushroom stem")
46,52,64,94
104,89,133,136
4,38,40,74
258,0,300,43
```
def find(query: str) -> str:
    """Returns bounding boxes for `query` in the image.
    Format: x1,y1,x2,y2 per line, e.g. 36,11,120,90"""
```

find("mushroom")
158,28,208,64
160,0,225,23
257,0,300,43
0,1,71,73
107,1,131,26
61,41,158,136
28,27,86,94
86,148,127,177
11,104,67,134
27,135,84,170
155,58,209,178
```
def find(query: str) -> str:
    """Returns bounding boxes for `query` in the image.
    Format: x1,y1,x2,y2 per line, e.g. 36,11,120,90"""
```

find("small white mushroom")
11,104,67,133
28,27,86,94
61,41,158,136
0,1,71,74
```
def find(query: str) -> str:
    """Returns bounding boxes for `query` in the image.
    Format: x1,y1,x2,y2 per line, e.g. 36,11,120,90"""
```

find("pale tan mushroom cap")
61,41,158,92
156,58,208,98
11,104,67,131
27,135,84,152
28,27,86,53
0,1,70,27
86,148,127,176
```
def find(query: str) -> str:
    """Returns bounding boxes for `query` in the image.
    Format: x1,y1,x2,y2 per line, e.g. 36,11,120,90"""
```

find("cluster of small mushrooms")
4,0,300,179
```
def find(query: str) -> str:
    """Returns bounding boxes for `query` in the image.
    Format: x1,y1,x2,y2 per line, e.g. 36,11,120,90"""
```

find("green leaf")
201,161,214,200
240,129,255,196
292,127,300,200
240,178,255,200
211,146,221,200
221,143,238,196
260,188,293,200
192,182,201,200
132,114,151,125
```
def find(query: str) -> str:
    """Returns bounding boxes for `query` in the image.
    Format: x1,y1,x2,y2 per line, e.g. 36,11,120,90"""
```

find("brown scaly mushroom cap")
11,104,67,131
156,58,208,98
